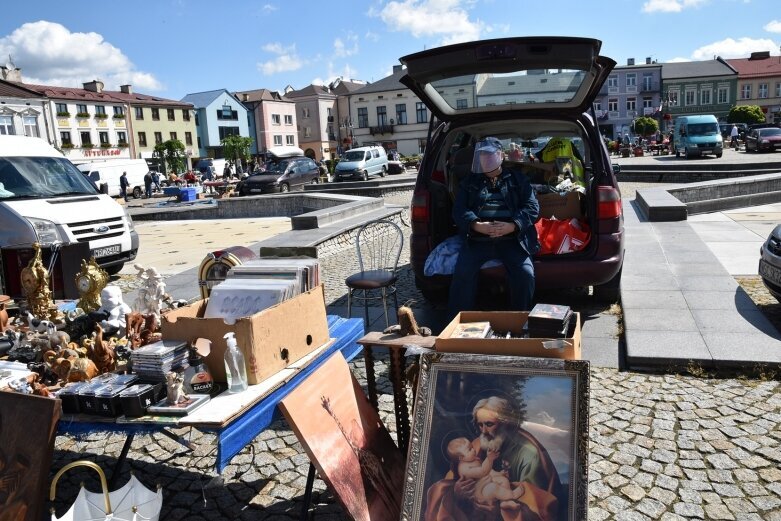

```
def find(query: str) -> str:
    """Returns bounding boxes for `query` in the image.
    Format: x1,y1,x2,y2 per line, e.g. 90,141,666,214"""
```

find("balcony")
369,124,394,135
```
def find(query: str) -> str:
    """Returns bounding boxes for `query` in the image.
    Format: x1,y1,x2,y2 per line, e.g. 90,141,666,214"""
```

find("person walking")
730,124,739,149
143,171,153,199
119,171,129,202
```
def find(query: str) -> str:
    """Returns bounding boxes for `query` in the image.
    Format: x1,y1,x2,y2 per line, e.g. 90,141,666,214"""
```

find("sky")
1,0,779,101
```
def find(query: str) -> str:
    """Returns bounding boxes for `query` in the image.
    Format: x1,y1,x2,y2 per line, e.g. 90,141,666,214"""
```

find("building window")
60,131,72,145
135,107,144,120
98,131,109,145
357,107,368,128
23,116,39,137
608,98,618,112
113,106,124,116
117,131,127,145
304,127,311,138
0,116,14,135
741,84,752,100
607,75,618,88
700,89,711,105
167,109,175,121
776,82,781,97
456,99,468,109
80,131,92,146
138,132,147,147
642,97,653,108
185,132,192,145
395,104,407,124
218,127,239,139
183,109,190,121
56,103,68,115
416,102,427,123
302,107,310,118
685,90,696,106
197,136,202,148
76,104,88,115
95,106,106,116
626,98,636,112
152,108,160,120
717,88,728,104
272,114,281,125
286,135,295,145
154,131,163,145
377,106,387,125
594,101,602,112
759,83,768,99
216,108,237,120
274,135,282,145
668,91,679,106
642,74,653,91
284,114,293,125
626,73,636,87
195,114,199,126
170,132,177,141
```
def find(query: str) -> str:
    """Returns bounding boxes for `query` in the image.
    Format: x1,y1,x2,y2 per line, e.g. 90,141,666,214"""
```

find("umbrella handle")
49,460,112,515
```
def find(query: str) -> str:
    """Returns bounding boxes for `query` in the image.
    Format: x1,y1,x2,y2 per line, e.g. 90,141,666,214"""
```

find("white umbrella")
50,460,162,521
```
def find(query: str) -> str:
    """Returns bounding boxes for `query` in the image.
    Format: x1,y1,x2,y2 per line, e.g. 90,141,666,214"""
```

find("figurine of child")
447,437,527,509
97,285,132,337
133,265,167,324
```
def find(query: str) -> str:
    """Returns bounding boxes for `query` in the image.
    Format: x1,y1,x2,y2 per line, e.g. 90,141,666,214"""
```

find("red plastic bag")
535,218,591,254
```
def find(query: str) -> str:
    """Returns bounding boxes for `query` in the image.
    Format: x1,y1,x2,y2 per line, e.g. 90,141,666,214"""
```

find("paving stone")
673,502,705,518
703,503,736,520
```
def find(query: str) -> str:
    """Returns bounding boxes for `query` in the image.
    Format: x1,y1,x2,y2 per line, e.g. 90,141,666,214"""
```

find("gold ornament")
20,242,58,321
75,257,109,312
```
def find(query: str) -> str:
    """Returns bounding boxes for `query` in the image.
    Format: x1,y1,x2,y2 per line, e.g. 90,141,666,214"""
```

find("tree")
727,105,765,125
633,116,659,137
221,135,254,170
153,139,186,174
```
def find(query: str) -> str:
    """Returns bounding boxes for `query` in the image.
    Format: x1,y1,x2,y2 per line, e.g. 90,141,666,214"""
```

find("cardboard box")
161,285,330,385
435,311,581,360
536,191,583,220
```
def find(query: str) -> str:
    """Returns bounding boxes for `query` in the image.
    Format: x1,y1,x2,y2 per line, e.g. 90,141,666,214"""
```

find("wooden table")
357,331,436,453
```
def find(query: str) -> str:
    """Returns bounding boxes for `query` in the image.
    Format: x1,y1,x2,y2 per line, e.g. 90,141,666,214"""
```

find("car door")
747,129,757,151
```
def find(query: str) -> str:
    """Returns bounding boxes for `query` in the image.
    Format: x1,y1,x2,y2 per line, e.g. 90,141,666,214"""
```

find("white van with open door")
76,159,150,198
0,136,138,290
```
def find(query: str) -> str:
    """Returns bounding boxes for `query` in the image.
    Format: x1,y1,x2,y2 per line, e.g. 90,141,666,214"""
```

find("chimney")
83,80,104,93
646,57,652,64
1,55,22,82
393,64,403,73
749,51,770,61
627,58,635,66
243,93,249,102
119,84,132,94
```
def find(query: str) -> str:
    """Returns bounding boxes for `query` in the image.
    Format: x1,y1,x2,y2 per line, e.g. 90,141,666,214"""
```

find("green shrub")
75,112,90,118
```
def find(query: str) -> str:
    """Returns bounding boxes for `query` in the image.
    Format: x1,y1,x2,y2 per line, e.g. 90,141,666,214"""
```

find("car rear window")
760,128,781,136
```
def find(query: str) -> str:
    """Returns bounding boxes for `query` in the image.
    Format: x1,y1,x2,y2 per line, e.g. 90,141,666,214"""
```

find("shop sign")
83,148,123,157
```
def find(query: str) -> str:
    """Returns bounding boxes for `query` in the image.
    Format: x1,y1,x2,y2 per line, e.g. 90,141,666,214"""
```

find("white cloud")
375,0,484,45
0,20,162,91
365,31,380,42
690,37,779,59
642,0,707,13
764,20,781,33
262,3,278,12
258,42,304,75
333,33,359,58
312,62,360,87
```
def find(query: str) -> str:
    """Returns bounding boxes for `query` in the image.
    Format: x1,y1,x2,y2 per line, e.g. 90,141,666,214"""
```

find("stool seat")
345,270,397,290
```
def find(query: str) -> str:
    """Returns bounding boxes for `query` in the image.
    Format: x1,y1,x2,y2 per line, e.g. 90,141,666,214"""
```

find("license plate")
91,244,120,258
759,259,781,284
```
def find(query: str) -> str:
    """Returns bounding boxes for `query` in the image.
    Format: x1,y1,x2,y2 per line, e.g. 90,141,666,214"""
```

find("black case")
59,382,89,414
93,384,127,417
119,384,157,417
77,381,106,415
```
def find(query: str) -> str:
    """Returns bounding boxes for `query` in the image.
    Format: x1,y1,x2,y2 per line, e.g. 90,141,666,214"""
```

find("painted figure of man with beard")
424,396,565,521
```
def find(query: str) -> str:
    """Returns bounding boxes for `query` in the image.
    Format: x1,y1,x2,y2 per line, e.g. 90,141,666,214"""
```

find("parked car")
334,146,389,181
401,36,624,302
235,156,320,195
759,224,781,302
744,126,781,153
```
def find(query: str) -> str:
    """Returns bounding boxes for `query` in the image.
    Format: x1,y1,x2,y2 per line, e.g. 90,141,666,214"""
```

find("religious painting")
401,353,589,521
279,352,405,521
0,392,61,521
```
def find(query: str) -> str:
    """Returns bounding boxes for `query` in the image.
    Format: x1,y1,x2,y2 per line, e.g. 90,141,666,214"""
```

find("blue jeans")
448,238,534,317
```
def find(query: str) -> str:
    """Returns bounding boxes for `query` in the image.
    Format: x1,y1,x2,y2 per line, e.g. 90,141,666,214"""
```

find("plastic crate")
179,187,197,201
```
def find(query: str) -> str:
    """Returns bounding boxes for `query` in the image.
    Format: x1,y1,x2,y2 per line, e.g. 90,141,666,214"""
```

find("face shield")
471,138,504,174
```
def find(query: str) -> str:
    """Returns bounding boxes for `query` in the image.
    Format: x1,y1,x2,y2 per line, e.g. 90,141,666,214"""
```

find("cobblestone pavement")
50,182,781,520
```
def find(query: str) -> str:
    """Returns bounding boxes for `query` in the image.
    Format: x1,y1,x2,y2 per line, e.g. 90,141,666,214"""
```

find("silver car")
759,224,781,301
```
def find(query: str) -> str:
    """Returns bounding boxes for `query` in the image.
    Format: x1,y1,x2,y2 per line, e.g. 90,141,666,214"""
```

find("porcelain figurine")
46,322,70,353
126,311,159,349
97,285,131,337
133,265,167,325
89,324,115,374
165,371,188,405
75,258,109,312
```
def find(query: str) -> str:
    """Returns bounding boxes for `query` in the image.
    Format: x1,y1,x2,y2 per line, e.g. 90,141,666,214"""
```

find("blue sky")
1,0,779,101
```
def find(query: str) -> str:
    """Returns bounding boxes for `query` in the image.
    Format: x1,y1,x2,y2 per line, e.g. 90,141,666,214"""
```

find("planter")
56,112,71,117
118,142,129,148
81,144,94,149
75,112,90,118
94,114,109,120
100,143,112,148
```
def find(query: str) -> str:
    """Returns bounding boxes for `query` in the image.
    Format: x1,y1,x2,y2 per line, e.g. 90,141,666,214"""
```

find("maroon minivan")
400,37,624,302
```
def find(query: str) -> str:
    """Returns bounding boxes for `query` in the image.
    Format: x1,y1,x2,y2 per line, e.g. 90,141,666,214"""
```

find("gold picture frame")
401,353,589,521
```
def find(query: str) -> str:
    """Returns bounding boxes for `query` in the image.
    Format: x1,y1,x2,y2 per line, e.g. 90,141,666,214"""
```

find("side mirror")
612,164,621,174
100,183,109,194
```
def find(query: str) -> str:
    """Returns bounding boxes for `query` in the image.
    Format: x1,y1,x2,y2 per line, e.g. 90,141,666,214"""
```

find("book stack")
130,340,189,382
527,303,573,338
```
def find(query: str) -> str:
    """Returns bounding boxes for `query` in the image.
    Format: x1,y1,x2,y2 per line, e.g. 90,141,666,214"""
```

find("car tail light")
430,169,446,184
411,188,431,223
597,186,622,219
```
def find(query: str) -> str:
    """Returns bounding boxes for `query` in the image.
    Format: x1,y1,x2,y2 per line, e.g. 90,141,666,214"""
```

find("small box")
58,382,89,414
120,384,157,417
536,191,583,220
77,381,107,415
436,311,581,360
93,384,127,417
161,285,330,384
179,187,197,202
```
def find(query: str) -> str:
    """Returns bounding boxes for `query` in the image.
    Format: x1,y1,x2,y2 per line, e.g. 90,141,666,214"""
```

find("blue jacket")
453,168,540,256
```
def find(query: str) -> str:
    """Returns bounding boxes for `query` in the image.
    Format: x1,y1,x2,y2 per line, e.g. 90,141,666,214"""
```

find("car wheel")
380,165,387,177
311,176,319,184
132,187,142,199
715,152,722,158
280,183,290,193
362,170,369,181
593,267,622,304
104,263,124,276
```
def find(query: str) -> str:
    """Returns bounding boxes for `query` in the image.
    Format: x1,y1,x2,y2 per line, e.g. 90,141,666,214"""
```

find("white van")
0,136,138,287
334,146,389,181
76,159,150,198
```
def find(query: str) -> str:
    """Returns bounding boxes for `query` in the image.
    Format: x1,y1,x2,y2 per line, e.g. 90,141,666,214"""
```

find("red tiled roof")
15,82,192,107
0,79,42,98
727,56,781,78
